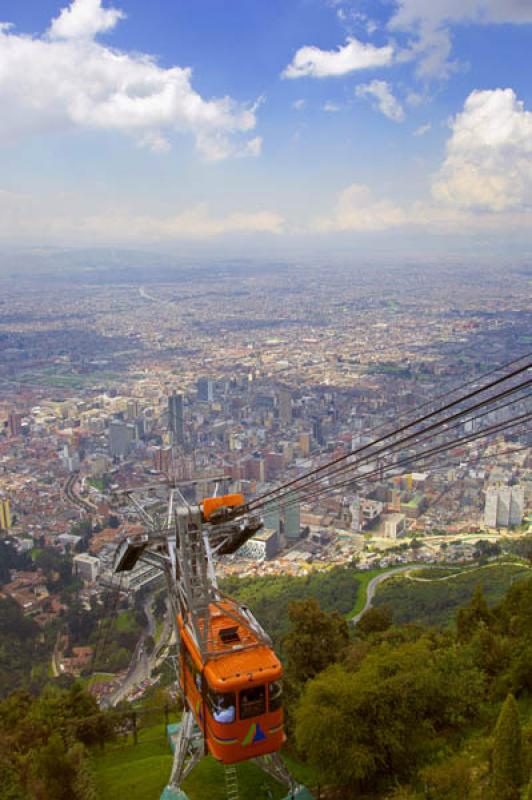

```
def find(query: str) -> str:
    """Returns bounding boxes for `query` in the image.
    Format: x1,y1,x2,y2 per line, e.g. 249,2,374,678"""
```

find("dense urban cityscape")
0,256,530,700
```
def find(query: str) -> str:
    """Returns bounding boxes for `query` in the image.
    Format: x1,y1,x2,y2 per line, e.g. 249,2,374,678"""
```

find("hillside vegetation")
222,562,360,645
372,562,531,627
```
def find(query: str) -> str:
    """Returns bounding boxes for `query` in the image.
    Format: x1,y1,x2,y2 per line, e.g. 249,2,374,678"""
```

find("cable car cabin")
178,600,284,764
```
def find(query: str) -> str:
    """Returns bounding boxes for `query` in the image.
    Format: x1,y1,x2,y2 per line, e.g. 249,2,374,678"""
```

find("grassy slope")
92,721,313,800
373,562,531,627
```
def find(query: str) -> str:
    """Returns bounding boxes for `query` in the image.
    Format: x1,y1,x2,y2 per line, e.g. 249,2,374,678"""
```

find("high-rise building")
153,446,172,473
299,432,311,456
197,378,214,402
168,392,185,445
312,417,324,446
484,486,524,528
350,496,361,532
7,412,22,437
277,388,292,425
73,553,100,582
0,499,11,530
283,497,301,540
127,399,141,420
265,452,284,480
108,420,134,458
262,502,281,537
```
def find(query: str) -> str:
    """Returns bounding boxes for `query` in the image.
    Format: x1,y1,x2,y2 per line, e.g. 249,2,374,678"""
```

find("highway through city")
64,471,97,513
102,593,173,708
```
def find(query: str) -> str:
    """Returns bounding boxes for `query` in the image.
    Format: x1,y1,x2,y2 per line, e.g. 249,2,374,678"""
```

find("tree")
420,754,473,799
295,635,484,795
282,597,349,685
490,694,523,800
456,583,492,641
357,605,392,636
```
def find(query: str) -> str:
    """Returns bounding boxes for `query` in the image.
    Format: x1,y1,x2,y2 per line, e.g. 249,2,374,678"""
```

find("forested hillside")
1,567,531,799
372,562,531,627
291,577,532,798
222,562,360,645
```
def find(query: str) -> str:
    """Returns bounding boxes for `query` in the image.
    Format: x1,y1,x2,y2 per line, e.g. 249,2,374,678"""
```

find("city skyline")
1,0,532,252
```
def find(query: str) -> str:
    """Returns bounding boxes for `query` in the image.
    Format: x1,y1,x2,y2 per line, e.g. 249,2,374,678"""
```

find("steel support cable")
277,407,532,511
252,375,532,511
276,410,532,512
352,349,532,442
245,359,532,513
276,413,532,515
247,373,532,514
246,352,532,511
400,443,531,477
270,383,532,510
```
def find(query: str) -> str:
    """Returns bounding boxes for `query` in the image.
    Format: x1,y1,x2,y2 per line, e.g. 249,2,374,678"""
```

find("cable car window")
268,680,282,712
240,685,266,720
207,688,236,724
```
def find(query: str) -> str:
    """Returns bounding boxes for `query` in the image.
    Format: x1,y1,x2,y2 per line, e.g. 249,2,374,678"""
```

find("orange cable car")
178,598,284,764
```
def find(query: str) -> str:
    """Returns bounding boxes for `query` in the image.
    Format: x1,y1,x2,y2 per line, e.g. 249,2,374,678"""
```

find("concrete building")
73,553,100,582
153,445,172,473
262,502,281,537
108,420,135,458
349,496,361,532
197,378,214,402
277,388,292,425
484,486,525,528
237,527,280,560
384,513,406,539
7,412,22,437
284,498,301,540
0,499,12,530
168,392,185,445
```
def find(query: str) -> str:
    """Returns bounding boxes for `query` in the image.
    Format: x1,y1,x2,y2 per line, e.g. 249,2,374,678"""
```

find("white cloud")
323,101,341,112
413,122,431,136
0,189,284,242
432,88,532,211
356,80,405,122
314,87,532,235
390,0,532,78
49,0,124,40
315,183,407,231
292,99,306,111
282,36,393,79
0,0,260,159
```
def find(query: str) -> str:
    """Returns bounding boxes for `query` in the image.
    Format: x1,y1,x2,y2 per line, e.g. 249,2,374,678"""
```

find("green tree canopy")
282,597,349,685
490,693,523,800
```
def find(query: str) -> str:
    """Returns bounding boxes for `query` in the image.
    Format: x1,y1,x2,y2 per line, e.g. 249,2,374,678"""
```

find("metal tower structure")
112,480,306,800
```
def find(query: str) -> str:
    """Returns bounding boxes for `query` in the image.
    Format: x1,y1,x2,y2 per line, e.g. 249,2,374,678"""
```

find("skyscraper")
108,420,134,458
277,388,292,425
263,502,281,537
168,392,185,445
197,378,214,402
283,496,301,540
484,486,524,528
0,499,11,530
7,412,22,437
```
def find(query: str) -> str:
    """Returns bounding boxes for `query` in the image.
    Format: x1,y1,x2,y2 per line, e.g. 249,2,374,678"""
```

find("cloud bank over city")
0,0,532,247
0,0,261,161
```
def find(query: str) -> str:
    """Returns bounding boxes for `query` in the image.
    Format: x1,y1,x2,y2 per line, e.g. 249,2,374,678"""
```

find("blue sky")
1,0,532,251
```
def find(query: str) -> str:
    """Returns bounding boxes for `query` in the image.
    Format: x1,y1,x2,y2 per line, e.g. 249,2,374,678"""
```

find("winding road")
350,560,531,626
102,595,158,708
350,566,417,625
